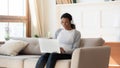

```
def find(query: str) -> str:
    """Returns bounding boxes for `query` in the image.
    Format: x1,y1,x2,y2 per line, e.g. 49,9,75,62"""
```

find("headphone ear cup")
71,20,73,24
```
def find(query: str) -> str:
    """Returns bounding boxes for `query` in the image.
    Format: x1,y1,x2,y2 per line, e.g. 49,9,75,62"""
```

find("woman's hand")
60,47,65,54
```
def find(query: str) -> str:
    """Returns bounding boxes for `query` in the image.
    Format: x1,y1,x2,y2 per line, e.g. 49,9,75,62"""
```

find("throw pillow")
0,40,28,56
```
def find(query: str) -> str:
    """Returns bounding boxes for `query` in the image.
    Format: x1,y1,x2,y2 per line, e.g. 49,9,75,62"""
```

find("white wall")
43,0,57,37
56,2,120,42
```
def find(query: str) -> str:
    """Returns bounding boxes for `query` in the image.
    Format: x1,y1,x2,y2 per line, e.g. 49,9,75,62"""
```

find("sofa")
0,38,110,68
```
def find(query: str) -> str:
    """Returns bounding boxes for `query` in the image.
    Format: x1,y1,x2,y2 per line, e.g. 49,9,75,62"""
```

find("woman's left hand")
60,47,65,54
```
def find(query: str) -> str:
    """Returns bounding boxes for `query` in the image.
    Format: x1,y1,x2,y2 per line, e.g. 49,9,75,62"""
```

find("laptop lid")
39,38,60,53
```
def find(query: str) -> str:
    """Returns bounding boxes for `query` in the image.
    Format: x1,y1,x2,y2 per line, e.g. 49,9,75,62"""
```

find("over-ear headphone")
71,20,74,24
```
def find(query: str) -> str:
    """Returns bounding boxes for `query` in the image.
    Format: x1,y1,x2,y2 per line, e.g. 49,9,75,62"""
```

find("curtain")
29,0,45,37
56,0,73,4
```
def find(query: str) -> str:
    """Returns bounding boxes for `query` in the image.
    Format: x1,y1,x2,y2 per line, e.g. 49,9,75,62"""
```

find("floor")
105,42,120,68
109,66,120,68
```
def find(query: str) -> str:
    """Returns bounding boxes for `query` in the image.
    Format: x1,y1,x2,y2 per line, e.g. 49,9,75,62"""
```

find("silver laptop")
39,38,60,53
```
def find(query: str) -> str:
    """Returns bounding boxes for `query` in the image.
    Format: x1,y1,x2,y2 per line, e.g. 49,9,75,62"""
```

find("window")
0,0,30,41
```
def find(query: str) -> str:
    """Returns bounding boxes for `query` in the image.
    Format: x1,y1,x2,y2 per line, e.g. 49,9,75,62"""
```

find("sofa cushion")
10,37,41,55
24,58,71,68
0,55,40,68
0,40,28,56
55,60,71,68
24,57,38,68
80,38,105,47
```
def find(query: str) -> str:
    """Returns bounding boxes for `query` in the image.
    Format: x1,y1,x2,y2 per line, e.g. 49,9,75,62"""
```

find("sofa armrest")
71,46,111,68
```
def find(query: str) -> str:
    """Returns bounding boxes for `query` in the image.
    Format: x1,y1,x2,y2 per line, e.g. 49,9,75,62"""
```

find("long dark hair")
61,13,76,29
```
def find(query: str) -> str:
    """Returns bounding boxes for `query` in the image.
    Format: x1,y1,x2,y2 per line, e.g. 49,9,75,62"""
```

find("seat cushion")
0,55,40,68
24,57,39,68
24,58,71,68
55,60,71,68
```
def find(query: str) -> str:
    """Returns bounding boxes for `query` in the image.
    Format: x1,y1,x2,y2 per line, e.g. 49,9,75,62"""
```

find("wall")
56,1,120,42
43,0,57,37
31,1,120,38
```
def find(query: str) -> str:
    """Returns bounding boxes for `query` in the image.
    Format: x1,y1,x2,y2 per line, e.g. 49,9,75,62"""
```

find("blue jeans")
36,53,71,68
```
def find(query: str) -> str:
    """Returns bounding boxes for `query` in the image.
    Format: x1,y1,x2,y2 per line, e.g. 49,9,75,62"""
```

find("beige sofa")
0,38,110,68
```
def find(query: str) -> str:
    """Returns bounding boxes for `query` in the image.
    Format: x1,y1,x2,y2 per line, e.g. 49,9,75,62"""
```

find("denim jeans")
36,53,71,68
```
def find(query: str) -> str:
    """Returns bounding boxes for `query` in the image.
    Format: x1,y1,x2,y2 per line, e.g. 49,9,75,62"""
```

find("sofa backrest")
10,37,41,55
10,37,105,55
80,38,105,48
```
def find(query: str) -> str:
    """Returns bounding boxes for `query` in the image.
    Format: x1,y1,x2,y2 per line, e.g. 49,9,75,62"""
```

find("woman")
36,13,81,68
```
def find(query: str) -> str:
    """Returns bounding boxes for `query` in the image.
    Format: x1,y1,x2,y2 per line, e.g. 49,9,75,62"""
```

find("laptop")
39,38,60,53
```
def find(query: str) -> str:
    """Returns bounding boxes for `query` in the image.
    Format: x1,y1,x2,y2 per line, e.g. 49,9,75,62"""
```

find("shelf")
56,1,120,6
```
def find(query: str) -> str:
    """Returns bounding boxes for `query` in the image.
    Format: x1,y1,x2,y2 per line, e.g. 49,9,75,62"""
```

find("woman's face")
61,18,71,30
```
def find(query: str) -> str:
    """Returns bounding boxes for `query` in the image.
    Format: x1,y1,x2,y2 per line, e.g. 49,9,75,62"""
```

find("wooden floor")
105,42,120,68
109,66,120,68
109,64,120,68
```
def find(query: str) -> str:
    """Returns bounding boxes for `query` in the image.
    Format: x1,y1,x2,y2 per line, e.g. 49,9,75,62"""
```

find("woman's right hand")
60,47,65,54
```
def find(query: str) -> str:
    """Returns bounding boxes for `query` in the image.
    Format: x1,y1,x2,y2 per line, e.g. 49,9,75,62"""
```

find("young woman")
36,13,81,68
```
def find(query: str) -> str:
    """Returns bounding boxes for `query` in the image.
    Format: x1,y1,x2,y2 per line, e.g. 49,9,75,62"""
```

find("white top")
55,29,81,54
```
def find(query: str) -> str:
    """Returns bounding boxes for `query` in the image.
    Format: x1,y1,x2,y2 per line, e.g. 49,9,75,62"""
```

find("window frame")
0,0,31,37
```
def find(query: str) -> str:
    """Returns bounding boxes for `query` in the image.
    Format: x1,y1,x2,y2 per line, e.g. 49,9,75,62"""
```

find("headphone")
71,20,74,24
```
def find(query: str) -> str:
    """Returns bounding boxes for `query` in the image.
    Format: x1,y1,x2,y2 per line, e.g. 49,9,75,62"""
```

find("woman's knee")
42,53,50,57
51,53,58,56
49,53,58,59
39,53,50,60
